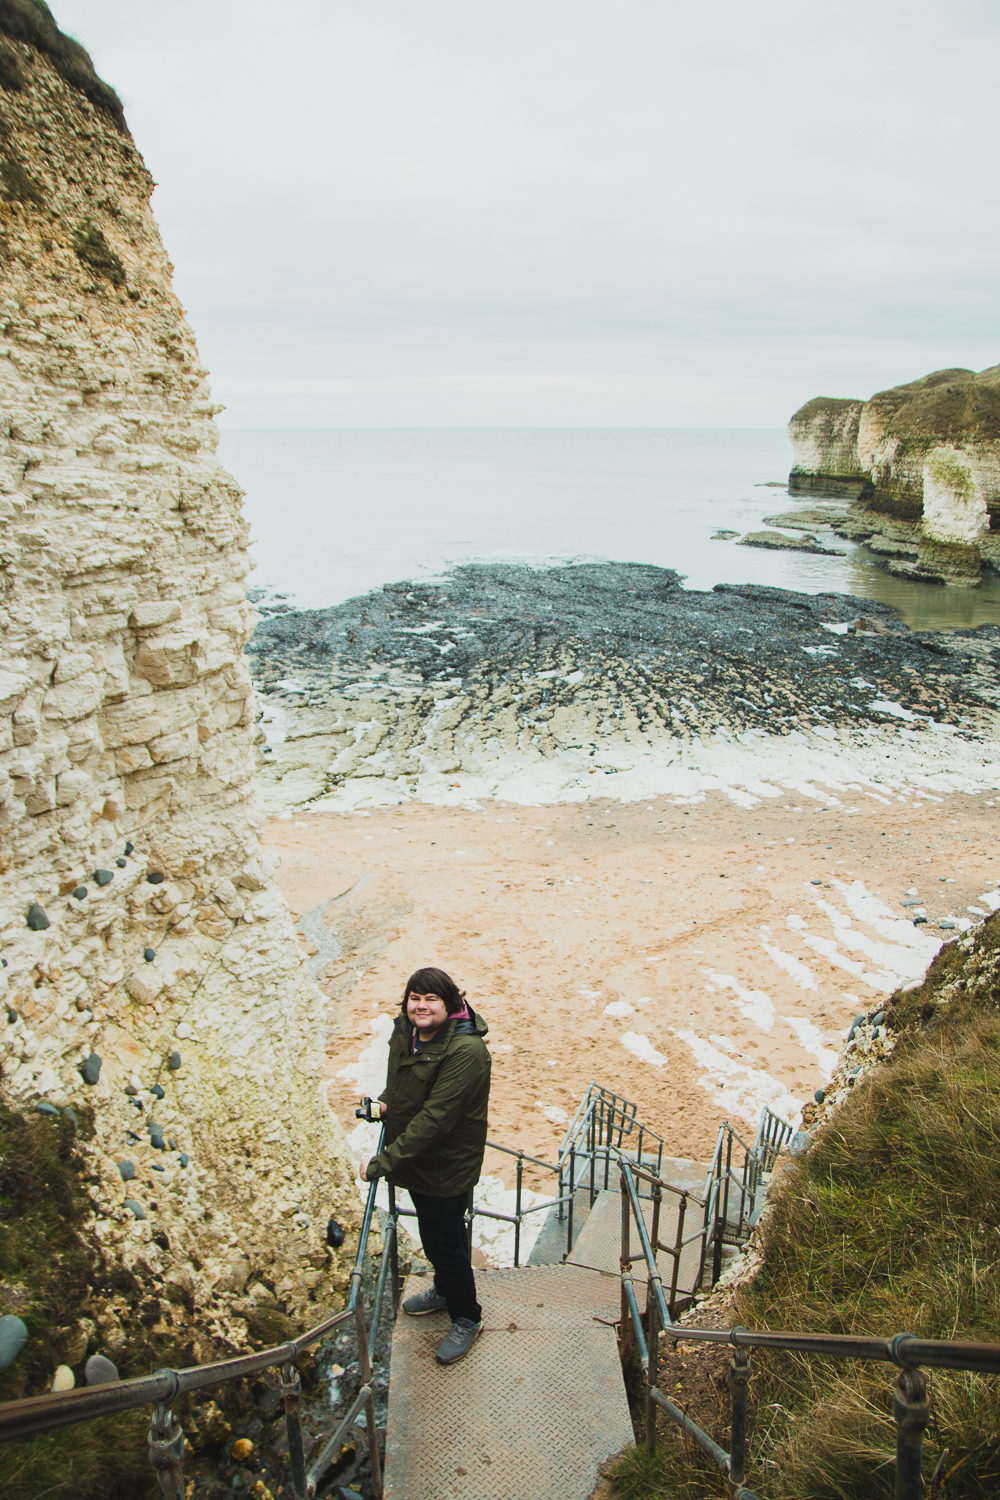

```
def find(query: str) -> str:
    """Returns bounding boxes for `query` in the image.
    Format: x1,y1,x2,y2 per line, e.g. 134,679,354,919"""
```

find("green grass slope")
609,910,1000,1499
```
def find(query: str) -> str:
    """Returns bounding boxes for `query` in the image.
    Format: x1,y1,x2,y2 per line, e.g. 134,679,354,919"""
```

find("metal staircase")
380,1085,788,1500
8,1083,983,1500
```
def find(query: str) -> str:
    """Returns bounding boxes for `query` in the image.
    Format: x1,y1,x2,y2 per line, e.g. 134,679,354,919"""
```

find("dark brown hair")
402,967,467,1016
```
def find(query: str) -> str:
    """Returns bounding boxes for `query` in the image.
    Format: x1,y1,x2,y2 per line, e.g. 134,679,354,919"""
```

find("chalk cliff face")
788,367,1000,583
0,15,356,1362
788,397,867,496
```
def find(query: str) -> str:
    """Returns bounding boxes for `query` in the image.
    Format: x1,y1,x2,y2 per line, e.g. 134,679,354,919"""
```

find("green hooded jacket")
370,1007,491,1196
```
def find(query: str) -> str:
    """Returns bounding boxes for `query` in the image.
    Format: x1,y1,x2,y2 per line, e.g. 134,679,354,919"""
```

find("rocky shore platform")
247,562,1000,813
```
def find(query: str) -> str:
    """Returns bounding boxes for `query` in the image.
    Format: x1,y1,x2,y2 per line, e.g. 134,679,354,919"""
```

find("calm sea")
218,428,1000,632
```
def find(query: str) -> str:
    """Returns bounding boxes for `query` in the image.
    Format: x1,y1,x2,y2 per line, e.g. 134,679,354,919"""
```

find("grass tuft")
0,0,126,132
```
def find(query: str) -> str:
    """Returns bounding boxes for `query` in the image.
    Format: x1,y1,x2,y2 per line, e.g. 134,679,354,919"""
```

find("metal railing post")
388,1182,401,1309
567,1142,577,1257
894,1367,929,1500
515,1152,524,1267
670,1193,686,1316
590,1107,598,1205
147,1401,185,1500
645,1275,660,1453
281,1361,308,1500
620,1167,633,1364
728,1344,750,1491
354,1281,384,1498
645,1177,662,1320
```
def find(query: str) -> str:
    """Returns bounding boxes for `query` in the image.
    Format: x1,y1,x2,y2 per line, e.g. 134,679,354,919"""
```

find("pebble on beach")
26,903,50,931
167,1051,182,1070
51,1365,75,1392
36,1102,60,1118
118,1160,135,1181
80,1054,101,1085
84,1354,120,1385
147,872,165,885
143,948,155,962
93,869,114,887
122,1200,146,1220
72,886,88,900
0,1314,28,1369
115,857,127,868
326,1216,346,1248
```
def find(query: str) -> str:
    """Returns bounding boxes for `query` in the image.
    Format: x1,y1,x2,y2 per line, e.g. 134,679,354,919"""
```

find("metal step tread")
383,1264,632,1500
565,1188,705,1299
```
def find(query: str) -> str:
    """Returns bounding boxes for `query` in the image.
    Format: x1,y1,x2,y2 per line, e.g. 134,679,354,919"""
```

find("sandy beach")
265,781,1000,1226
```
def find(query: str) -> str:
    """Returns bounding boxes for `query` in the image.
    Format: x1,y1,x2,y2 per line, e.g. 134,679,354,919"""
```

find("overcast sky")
53,0,1000,428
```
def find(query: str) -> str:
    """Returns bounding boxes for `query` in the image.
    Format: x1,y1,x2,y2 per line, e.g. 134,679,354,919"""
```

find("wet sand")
264,785,1000,1197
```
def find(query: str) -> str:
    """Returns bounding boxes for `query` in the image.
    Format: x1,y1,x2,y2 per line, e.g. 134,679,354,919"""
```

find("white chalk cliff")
0,13,357,1359
789,367,1000,583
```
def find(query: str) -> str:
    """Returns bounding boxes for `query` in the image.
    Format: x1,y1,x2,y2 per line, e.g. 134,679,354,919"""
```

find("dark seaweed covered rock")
248,562,999,778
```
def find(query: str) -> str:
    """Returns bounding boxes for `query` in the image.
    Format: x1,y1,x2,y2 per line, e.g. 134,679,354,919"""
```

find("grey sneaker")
402,1284,448,1317
435,1317,482,1365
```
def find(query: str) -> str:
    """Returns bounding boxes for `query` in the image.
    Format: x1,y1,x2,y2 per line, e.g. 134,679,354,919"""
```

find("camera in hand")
355,1096,378,1122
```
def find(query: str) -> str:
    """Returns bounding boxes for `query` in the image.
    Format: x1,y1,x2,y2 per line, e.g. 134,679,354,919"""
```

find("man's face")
406,991,450,1034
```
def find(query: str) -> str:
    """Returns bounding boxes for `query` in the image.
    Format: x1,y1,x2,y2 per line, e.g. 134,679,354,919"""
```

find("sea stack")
788,366,1000,584
0,1,356,1371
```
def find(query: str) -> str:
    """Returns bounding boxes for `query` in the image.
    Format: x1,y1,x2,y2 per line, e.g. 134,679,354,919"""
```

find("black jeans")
409,1189,481,1324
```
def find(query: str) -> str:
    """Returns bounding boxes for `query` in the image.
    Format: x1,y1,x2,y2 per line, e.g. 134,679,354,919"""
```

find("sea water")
219,427,1000,631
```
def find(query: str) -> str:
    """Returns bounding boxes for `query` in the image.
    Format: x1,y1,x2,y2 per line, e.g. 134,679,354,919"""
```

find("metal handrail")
618,1150,1000,1500
467,1090,671,1271
753,1104,794,1172
700,1110,788,1284
0,1127,401,1500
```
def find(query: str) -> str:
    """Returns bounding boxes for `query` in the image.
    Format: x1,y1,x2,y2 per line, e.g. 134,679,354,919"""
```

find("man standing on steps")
360,966,492,1366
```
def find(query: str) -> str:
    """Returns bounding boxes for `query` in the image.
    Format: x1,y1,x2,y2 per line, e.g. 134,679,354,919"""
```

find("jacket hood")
396,1003,489,1046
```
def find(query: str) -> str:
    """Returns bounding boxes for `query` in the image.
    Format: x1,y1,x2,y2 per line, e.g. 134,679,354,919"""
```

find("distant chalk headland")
784,364,1000,587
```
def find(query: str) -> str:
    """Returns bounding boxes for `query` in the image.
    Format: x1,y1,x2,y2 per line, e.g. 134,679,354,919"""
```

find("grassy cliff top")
878,366,1000,445
788,396,865,425
868,366,976,404
0,0,126,132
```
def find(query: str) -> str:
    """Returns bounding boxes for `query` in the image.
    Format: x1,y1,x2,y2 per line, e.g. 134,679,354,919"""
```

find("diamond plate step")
566,1189,705,1299
384,1263,632,1500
